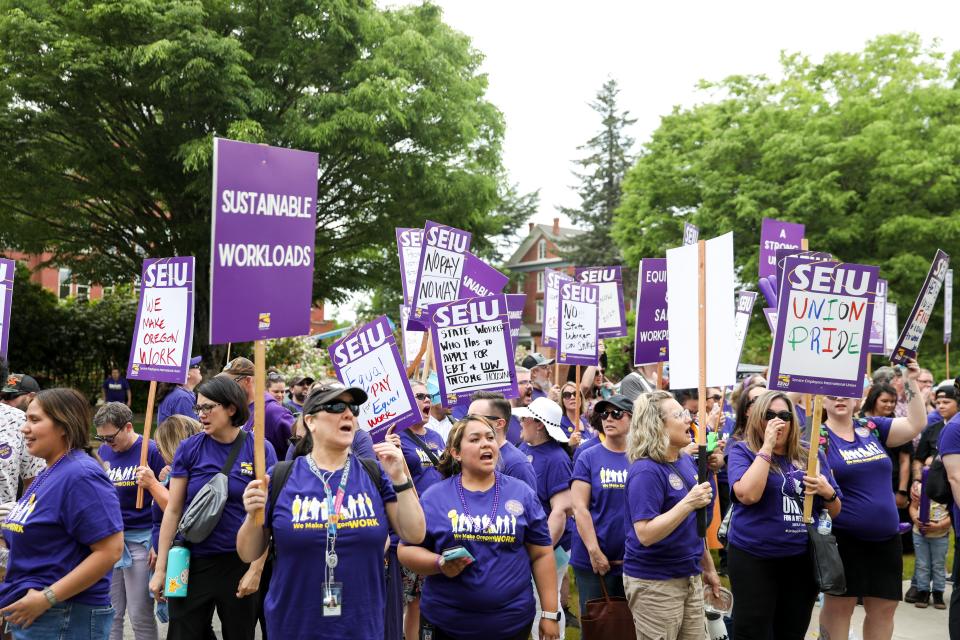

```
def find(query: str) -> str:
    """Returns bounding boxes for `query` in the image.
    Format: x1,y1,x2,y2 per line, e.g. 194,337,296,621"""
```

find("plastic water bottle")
164,541,190,597
817,509,832,535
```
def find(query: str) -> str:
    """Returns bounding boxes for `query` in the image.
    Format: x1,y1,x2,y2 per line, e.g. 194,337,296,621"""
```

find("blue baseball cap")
189,356,202,368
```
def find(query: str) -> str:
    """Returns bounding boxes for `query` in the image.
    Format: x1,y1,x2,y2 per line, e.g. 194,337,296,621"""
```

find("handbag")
580,576,635,639
178,431,247,543
792,491,845,595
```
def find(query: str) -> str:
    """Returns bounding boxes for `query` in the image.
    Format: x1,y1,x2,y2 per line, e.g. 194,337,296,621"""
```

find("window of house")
537,239,547,260
58,268,72,299
536,271,544,293
75,283,90,302
536,299,544,323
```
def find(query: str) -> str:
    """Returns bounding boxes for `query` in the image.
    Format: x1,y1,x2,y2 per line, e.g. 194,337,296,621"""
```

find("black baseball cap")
594,394,634,415
522,353,555,369
2,374,40,396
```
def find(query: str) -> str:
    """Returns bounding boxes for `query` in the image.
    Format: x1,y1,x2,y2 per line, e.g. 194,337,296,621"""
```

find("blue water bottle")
164,542,190,598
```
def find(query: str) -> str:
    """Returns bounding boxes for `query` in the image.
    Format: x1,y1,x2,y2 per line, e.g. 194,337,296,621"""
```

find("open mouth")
339,423,353,434
480,451,494,461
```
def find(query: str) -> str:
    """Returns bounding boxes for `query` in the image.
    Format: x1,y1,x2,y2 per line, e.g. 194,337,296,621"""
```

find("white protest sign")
542,268,573,348
557,281,600,366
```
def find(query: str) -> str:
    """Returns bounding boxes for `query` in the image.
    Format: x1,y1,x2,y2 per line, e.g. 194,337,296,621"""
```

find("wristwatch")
541,611,561,621
42,586,58,606
392,479,414,493
897,489,910,497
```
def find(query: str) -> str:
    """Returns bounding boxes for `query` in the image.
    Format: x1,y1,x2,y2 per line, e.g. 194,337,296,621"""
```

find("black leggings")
167,552,257,640
420,616,532,640
728,544,818,640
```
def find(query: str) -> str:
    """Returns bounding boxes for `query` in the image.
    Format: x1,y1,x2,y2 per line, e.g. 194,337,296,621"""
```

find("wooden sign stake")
803,394,824,522
574,366,581,432
656,361,664,390
253,339,266,525
135,380,158,509
696,239,709,538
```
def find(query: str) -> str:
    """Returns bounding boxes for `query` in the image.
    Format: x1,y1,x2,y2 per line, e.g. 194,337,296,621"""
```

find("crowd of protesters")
0,348,958,640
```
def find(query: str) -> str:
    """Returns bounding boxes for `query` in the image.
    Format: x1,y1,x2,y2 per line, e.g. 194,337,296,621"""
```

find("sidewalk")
807,581,950,639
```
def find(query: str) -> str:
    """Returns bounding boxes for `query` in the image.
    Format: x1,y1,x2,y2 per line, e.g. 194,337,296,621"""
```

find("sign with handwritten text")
891,249,950,364
430,295,518,406
576,266,627,338
542,268,573,348
557,281,600,366
127,257,195,384
0,258,14,360
759,218,804,279
867,279,888,354
396,228,423,307
330,316,420,442
408,221,472,330
633,258,668,365
733,291,757,363
768,255,878,397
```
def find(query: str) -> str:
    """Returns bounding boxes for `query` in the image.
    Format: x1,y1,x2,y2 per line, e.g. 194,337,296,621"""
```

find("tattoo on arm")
904,383,916,402
820,626,831,640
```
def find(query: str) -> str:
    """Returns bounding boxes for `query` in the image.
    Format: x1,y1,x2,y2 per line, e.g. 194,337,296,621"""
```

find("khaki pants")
623,574,708,640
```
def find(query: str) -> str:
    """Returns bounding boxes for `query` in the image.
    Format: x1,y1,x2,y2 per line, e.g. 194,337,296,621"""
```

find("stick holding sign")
135,382,158,510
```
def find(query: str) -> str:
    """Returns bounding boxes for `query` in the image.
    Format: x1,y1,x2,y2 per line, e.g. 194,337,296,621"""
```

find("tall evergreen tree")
559,78,636,266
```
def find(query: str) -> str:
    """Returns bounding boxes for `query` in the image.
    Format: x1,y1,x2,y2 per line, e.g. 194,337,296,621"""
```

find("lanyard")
306,454,352,585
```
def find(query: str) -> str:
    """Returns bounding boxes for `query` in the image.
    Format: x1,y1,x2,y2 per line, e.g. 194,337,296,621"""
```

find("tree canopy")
613,34,960,372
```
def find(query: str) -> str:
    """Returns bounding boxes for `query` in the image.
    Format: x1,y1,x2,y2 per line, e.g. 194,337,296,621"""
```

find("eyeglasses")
479,415,504,424
310,402,360,417
561,391,577,400
665,409,691,421
193,402,221,415
600,409,628,420
414,393,431,401
93,425,124,443
764,410,793,422
708,395,722,401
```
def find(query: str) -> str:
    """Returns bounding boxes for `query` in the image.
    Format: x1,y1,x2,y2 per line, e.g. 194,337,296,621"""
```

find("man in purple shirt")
219,357,295,464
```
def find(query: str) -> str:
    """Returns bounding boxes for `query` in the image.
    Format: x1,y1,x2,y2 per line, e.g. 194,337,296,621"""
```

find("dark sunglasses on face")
414,393,431,401
600,409,628,420
764,410,792,422
311,402,360,417
93,426,124,443
561,391,577,400
708,395,722,401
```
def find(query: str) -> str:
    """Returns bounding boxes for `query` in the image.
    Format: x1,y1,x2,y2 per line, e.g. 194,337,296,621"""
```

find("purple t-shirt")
572,434,603,464
519,440,573,549
498,440,537,490
170,431,277,557
506,416,522,446
415,474,550,639
103,377,129,403
936,413,960,536
623,454,702,580
826,416,898,540
560,414,591,440
727,442,840,558
99,436,166,530
400,427,446,495
243,393,295,465
717,416,736,485
264,455,396,639
157,386,197,425
0,451,123,607
570,444,628,575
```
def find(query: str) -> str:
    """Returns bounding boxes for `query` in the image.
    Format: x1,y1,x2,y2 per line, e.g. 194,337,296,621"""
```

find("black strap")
220,430,247,475
403,429,441,467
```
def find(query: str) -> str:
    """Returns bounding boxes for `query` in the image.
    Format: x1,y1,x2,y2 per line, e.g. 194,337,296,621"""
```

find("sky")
332,0,960,321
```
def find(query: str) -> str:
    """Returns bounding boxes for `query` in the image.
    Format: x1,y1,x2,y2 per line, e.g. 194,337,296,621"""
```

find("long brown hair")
437,416,497,478
742,390,808,470
32,388,98,459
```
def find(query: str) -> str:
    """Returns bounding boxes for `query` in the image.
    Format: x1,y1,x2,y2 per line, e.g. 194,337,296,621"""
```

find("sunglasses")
414,393,431,401
93,425,124,443
764,410,793,422
600,409,628,420
708,395,722,401
310,402,360,417
561,391,577,400
193,402,221,415
479,415,504,423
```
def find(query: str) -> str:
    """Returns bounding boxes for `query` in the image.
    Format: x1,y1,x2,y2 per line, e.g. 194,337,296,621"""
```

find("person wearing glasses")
623,390,720,639
237,383,424,639
818,359,928,640
468,391,537,489
570,394,631,629
725,391,841,639
220,357,295,466
558,382,591,449
398,416,559,640
93,403,166,640
149,376,278,640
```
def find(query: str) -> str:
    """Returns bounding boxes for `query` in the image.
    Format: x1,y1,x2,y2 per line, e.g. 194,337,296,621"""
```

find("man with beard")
283,374,313,415
508,367,534,445
425,373,454,443
0,373,39,411
522,353,556,401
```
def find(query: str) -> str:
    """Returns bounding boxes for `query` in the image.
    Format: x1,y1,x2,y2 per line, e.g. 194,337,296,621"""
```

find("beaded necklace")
455,472,501,533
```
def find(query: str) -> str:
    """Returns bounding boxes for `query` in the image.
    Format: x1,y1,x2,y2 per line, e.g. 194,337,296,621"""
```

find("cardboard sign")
763,308,778,334
867,279,888,354
576,266,627,338
884,302,899,357
683,223,699,246
733,291,757,364
430,295,517,406
759,218,804,279
506,294,526,352
209,138,319,344
329,316,421,442
633,258,668,365
399,305,425,367
0,258,13,360
557,281,600,366
945,269,954,345
408,221,472,330
768,255,878,397
891,249,950,364
127,258,196,384
542,268,573,348
667,233,737,388
396,228,423,307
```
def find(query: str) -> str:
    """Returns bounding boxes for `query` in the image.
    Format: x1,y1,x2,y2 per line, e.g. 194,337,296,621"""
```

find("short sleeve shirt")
0,405,45,504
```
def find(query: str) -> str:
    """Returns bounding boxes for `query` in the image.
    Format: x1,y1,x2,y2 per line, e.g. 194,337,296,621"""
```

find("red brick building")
505,218,582,355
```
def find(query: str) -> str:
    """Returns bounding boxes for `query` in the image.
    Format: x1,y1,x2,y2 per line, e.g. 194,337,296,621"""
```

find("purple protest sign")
558,281,600,366
396,228,423,307
775,249,835,291
127,257,196,384
891,249,950,364
460,252,509,298
506,294,526,352
209,138,318,344
398,305,425,367
867,279,888,354
408,221,472,330
576,266,627,338
329,316,421,442
733,291,757,364
542,268,573,348
0,258,14,360
430,295,518,406
768,255,878,397
945,269,953,344
759,218,804,279
683,223,699,246
633,259,668,365
763,308,778,334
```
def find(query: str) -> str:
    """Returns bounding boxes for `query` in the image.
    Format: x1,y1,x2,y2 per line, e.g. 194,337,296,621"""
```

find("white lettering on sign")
790,265,872,296
220,190,313,218
143,262,189,288
434,298,502,328
333,322,389,367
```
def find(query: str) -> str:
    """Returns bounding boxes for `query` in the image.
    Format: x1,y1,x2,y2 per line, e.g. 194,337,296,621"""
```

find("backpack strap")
220,430,247,475
358,457,385,494
402,429,441,467
266,460,296,561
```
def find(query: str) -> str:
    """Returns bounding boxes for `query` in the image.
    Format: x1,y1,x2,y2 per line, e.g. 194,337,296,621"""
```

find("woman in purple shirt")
623,390,720,639
727,391,841,639
0,389,123,640
819,359,928,640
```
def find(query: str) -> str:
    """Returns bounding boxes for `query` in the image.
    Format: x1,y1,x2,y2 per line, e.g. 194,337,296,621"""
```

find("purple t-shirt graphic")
99,435,166,530
570,444,628,575
520,440,573,549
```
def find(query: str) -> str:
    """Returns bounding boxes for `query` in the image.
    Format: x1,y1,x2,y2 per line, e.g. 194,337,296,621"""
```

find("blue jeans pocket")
8,605,68,638
87,606,115,640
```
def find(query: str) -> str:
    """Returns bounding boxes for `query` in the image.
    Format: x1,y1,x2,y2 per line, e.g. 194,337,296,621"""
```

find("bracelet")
42,586,58,606
756,452,772,465
824,492,838,504
392,479,414,494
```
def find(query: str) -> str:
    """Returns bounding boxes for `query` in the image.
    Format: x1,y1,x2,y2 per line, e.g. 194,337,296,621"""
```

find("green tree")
614,34,960,374
559,78,636,267
0,0,528,364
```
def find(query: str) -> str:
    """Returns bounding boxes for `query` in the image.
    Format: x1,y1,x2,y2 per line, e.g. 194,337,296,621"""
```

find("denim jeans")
913,530,949,592
572,566,626,625
8,602,114,640
109,539,158,640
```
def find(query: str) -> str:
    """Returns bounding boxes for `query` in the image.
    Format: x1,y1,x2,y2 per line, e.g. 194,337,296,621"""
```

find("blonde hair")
156,415,202,463
743,391,808,470
627,390,674,463
437,416,498,477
